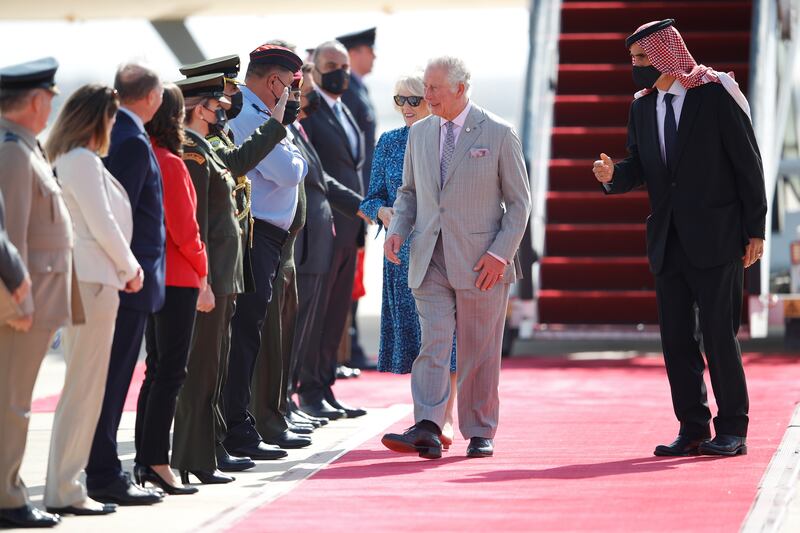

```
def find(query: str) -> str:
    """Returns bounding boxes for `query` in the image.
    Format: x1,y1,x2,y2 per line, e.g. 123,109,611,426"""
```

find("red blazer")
152,142,208,288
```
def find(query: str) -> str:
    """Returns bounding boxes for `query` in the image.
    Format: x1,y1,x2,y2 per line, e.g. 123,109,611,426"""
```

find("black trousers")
86,306,148,490
289,273,326,401
223,221,284,449
172,293,235,471
298,245,356,404
134,286,198,466
655,225,749,438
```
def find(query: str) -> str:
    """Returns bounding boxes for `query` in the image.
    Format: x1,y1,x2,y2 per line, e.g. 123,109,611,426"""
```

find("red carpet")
32,363,145,413
541,0,753,325
227,355,800,532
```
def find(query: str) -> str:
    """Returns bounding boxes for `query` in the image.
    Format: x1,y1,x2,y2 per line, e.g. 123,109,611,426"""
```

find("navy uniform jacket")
103,110,166,312
342,73,376,192
606,83,767,274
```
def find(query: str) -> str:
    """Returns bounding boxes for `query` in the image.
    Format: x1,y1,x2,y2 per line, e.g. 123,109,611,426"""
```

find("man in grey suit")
382,56,531,459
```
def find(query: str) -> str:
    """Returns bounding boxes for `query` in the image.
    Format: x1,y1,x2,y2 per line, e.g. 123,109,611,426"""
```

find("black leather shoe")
87,473,163,506
0,505,61,528
653,435,709,457
466,437,494,458
286,421,314,435
216,445,256,472
264,429,312,449
336,365,356,379
229,441,288,460
382,420,442,459
300,399,347,420
325,394,367,419
46,503,116,516
699,435,747,456
291,408,327,427
180,470,234,485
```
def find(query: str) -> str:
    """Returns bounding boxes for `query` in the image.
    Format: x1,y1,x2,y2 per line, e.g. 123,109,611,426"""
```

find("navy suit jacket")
342,74,376,192
103,110,165,312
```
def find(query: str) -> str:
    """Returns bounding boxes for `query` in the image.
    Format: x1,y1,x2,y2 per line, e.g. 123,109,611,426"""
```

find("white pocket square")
469,148,489,158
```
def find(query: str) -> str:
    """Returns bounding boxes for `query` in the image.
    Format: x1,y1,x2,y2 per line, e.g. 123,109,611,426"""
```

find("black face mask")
204,106,227,134
632,65,662,89
225,91,243,120
282,100,301,125
303,90,321,117
319,68,350,95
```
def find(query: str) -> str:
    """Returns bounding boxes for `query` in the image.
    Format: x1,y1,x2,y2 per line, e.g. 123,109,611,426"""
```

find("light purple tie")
440,121,455,186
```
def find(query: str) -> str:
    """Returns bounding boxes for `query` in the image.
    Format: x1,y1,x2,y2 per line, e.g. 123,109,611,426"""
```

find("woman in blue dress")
359,73,457,447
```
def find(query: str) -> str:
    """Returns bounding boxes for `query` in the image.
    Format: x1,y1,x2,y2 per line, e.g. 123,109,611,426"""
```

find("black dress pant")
135,286,198,466
655,224,748,438
289,273,326,401
86,306,148,490
298,244,356,404
223,221,284,449
172,293,235,471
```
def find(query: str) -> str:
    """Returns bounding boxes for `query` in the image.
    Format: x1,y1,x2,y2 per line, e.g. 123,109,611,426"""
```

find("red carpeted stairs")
540,0,752,325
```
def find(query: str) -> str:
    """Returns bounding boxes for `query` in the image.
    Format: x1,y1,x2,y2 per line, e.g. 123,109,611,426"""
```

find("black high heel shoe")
134,465,198,495
179,469,234,485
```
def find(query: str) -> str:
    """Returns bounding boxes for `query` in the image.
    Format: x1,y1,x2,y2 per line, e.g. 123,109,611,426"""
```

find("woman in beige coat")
43,85,143,516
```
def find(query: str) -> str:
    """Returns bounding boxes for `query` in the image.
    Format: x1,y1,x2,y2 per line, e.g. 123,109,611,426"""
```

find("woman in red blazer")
134,83,209,495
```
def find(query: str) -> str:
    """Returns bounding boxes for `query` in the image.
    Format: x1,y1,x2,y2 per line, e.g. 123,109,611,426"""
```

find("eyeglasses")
394,95,424,107
274,76,302,99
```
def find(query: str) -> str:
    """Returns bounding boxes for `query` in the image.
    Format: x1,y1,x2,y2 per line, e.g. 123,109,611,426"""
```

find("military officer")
177,55,290,470
172,74,288,484
0,57,84,529
337,27,379,370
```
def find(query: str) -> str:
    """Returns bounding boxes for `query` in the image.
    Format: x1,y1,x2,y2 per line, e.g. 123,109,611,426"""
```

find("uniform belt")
254,218,290,246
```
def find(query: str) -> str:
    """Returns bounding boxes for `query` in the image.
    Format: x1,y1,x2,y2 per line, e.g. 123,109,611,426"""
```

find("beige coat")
0,118,83,328
388,104,531,290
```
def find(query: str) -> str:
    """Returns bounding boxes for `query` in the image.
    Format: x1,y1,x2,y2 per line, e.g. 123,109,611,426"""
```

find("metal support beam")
150,19,205,65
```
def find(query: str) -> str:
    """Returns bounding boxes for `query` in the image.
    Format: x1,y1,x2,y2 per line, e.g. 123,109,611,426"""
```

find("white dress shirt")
439,101,472,161
320,90,359,157
656,79,687,166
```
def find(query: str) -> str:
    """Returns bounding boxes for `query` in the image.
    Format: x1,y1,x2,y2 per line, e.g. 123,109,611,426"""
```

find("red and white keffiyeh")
631,21,751,119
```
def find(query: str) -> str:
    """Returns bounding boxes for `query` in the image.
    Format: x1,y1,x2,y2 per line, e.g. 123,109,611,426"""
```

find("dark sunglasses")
394,95,424,107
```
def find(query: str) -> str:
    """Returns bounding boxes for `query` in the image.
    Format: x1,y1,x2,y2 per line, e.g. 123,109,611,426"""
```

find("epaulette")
182,152,206,165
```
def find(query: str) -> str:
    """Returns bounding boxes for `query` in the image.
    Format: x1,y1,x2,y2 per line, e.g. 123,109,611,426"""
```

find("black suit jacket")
104,111,166,312
300,95,365,249
342,74,376,192
291,125,363,275
606,83,766,274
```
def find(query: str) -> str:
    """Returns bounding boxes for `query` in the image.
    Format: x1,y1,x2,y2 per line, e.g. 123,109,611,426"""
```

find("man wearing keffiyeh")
592,19,767,458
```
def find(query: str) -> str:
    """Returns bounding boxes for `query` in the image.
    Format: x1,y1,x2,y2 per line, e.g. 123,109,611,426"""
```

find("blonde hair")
45,84,119,161
393,72,425,111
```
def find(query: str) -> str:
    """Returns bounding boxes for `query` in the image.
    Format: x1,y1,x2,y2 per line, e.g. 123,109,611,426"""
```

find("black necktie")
663,93,678,170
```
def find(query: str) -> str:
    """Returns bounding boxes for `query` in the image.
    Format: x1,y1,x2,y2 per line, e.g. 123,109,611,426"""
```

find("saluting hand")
743,238,764,269
272,87,290,125
593,153,614,183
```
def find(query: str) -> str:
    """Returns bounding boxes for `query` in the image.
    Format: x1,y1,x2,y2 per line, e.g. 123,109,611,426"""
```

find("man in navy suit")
86,63,166,505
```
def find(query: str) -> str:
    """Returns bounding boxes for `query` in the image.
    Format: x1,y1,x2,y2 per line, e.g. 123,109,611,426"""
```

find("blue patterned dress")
360,126,457,374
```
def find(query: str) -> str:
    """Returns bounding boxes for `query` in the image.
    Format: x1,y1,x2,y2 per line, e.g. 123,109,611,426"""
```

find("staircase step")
550,159,611,191
559,32,750,64
551,126,628,159
546,223,646,256
557,63,749,95
554,95,631,127
561,2,751,33
538,289,659,324
547,191,650,223
540,257,654,290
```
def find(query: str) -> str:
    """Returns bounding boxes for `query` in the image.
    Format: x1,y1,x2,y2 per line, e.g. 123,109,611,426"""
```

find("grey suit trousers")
411,237,509,439
0,325,55,508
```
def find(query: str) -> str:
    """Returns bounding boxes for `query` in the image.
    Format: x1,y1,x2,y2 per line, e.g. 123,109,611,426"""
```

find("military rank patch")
207,136,222,148
182,152,206,165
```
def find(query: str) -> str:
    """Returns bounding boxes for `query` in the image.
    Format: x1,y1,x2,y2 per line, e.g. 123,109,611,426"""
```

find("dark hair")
146,83,184,156
245,62,290,80
45,84,119,160
114,63,160,103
